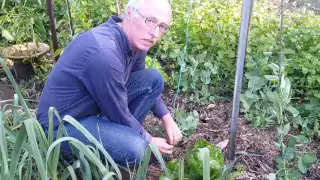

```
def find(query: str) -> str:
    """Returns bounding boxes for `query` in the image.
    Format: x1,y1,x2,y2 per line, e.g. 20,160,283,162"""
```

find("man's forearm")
151,97,169,119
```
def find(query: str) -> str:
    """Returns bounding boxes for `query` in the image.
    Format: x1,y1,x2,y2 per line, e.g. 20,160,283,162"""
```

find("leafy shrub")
155,0,242,102
0,0,48,44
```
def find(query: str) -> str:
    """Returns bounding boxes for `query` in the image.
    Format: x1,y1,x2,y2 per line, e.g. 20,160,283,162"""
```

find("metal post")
228,0,254,161
66,0,74,36
45,0,59,61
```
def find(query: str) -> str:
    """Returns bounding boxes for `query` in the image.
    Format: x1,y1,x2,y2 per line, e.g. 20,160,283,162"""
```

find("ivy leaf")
302,153,317,164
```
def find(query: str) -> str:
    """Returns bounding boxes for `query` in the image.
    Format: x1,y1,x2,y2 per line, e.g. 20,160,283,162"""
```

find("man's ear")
125,6,133,20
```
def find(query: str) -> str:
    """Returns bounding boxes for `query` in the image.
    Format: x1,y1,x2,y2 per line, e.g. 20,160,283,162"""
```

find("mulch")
144,87,320,180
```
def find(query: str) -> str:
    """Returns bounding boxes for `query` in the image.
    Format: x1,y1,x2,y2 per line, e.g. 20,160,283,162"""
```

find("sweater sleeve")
132,51,170,119
80,48,152,143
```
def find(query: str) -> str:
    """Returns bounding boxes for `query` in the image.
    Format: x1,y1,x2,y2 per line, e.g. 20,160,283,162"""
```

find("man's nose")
150,26,160,38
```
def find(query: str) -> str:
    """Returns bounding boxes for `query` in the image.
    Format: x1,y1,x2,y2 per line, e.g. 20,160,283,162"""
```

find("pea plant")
270,75,317,180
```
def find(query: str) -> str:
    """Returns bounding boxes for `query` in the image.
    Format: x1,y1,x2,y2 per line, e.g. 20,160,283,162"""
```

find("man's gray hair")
120,0,171,19
120,0,143,18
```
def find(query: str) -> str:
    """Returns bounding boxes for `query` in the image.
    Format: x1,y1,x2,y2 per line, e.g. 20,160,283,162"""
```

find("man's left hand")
162,113,183,146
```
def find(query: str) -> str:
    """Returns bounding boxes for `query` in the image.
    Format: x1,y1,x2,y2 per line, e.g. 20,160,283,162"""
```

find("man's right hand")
150,137,174,154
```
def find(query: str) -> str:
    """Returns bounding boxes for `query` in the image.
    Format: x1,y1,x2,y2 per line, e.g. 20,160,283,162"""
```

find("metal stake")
228,0,254,161
66,0,74,36
45,0,59,61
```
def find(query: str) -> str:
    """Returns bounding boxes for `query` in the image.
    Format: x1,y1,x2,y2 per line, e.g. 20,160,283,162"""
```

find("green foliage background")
1,0,319,137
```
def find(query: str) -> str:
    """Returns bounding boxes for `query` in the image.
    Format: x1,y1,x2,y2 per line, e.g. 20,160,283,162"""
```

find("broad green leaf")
287,169,301,180
285,106,299,117
267,63,279,74
263,52,273,56
2,29,14,41
283,124,291,135
314,92,320,99
296,135,309,144
281,77,291,101
264,75,279,82
283,147,294,160
240,94,251,112
298,158,307,174
288,137,297,147
302,67,308,74
302,152,317,164
266,91,280,103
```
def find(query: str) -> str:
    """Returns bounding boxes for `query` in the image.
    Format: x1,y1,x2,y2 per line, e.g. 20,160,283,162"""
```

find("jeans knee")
147,68,164,93
125,138,148,166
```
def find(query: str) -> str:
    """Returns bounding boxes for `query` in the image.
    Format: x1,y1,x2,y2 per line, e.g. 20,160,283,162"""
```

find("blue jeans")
57,68,164,167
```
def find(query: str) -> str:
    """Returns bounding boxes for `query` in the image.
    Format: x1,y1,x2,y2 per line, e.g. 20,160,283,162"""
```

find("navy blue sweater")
37,16,169,142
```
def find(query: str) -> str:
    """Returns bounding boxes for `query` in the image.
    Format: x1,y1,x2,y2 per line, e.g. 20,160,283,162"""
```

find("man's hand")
162,113,183,146
150,137,174,154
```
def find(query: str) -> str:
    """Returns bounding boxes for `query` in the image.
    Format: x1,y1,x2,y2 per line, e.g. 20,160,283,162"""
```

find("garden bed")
144,87,320,179
2,69,318,179
0,0,319,179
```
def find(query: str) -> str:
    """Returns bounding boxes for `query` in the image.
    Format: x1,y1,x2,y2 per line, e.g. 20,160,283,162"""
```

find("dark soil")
0,81,14,108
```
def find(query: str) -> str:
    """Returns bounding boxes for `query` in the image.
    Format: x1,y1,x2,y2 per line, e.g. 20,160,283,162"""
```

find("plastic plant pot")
3,42,49,79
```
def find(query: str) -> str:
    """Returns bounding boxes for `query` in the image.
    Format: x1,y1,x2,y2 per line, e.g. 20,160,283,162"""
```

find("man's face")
126,0,172,51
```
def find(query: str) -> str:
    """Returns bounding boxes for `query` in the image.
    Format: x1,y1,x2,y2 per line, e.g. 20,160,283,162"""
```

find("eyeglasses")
135,10,170,34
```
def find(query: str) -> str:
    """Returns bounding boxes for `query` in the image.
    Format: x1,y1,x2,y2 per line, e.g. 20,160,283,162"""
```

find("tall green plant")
0,0,48,44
